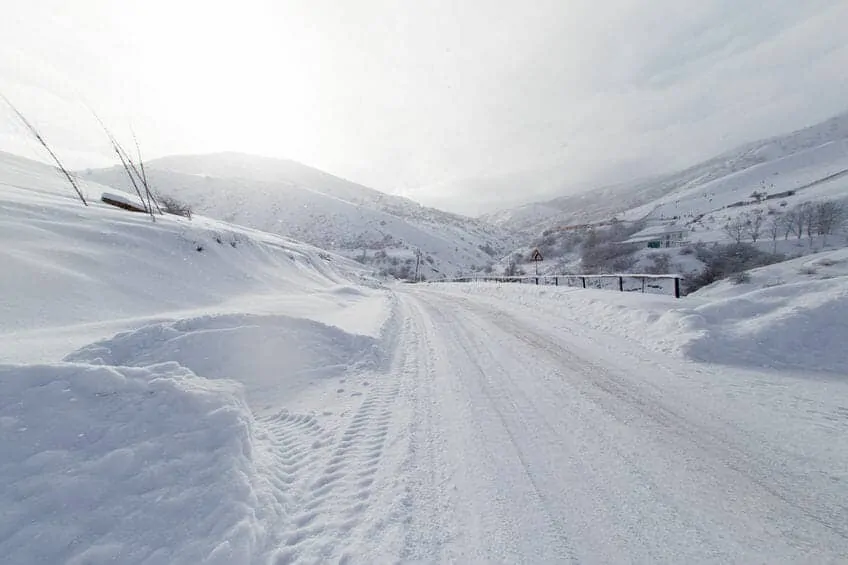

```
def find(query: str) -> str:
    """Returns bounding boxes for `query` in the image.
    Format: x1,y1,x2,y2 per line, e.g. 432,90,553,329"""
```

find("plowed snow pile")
64,313,382,413
0,153,392,563
0,362,268,565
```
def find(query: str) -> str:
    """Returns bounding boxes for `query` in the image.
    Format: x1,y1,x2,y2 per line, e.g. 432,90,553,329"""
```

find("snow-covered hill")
83,152,516,279
486,111,848,234
0,151,382,362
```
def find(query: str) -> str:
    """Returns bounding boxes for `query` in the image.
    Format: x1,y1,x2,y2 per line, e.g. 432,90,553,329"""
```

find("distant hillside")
485,111,848,234
84,153,516,279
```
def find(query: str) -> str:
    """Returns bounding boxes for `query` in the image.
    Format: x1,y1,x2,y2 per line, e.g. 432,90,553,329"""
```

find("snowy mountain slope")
622,137,848,224
83,153,516,279
486,110,848,234
0,151,384,363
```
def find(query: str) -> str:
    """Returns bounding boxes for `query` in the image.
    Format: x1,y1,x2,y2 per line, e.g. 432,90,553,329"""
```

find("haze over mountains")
484,110,848,234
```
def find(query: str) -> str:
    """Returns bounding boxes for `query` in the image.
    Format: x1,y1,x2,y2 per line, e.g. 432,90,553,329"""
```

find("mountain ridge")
483,110,848,233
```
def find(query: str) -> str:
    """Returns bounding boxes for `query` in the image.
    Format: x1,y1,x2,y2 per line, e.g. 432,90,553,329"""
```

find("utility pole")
414,249,421,282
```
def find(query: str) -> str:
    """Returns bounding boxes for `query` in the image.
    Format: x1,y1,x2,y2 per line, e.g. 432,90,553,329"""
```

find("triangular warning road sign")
531,249,543,261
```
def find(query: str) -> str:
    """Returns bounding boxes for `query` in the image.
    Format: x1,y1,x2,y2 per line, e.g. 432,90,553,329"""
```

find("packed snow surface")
3,153,848,563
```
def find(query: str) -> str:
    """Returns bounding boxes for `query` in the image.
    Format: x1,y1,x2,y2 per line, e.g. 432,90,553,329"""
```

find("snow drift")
65,313,383,414
0,361,273,565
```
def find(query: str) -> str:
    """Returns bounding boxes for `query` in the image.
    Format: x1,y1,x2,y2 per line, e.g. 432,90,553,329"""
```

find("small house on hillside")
623,224,689,248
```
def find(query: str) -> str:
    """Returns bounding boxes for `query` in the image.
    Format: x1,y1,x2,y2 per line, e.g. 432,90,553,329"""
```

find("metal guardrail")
431,273,684,298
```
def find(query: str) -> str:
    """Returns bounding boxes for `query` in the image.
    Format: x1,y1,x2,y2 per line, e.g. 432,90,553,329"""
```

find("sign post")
531,249,543,280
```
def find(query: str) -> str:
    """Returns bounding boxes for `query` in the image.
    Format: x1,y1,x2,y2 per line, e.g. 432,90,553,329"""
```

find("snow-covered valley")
3,149,848,564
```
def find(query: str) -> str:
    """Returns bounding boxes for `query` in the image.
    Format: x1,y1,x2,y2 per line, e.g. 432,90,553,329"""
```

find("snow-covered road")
383,285,848,564
5,283,848,564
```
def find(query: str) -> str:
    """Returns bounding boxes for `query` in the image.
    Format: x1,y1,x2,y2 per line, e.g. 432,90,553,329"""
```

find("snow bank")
0,362,274,565
65,313,382,413
683,248,848,373
438,247,848,375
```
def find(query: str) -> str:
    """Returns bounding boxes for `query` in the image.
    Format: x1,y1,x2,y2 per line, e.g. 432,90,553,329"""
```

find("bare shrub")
581,242,640,274
645,252,672,274
723,216,746,244
504,260,526,277
814,200,846,245
744,210,765,242
157,193,193,219
683,243,783,294
731,271,751,285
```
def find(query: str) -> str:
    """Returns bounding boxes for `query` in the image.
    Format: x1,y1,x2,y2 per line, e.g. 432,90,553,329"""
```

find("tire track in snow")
395,293,580,564
266,359,404,563
255,411,331,501
395,298,456,562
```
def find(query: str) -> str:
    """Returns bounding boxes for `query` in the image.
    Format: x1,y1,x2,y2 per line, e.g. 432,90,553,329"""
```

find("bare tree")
744,210,765,243
814,200,846,246
723,215,746,244
157,192,193,219
779,213,794,240
766,215,782,253
801,202,816,245
784,205,806,241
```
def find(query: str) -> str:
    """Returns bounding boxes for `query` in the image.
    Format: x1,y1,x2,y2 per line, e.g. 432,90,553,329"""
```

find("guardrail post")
674,277,681,299
555,276,559,286
618,276,624,292
581,277,586,288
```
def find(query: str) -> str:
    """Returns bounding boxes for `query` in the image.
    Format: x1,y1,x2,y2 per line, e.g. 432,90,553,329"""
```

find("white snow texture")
2,143,848,564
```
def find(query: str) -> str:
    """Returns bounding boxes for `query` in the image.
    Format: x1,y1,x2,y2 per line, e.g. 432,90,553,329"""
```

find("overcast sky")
2,0,847,215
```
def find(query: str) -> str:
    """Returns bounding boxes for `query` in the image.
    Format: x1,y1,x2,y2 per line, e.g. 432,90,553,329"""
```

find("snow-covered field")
3,156,848,563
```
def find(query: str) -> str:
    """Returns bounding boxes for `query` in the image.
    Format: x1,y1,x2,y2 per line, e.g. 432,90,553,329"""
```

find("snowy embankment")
439,246,848,375
1,313,388,564
1,362,265,564
1,155,394,563
0,152,384,362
